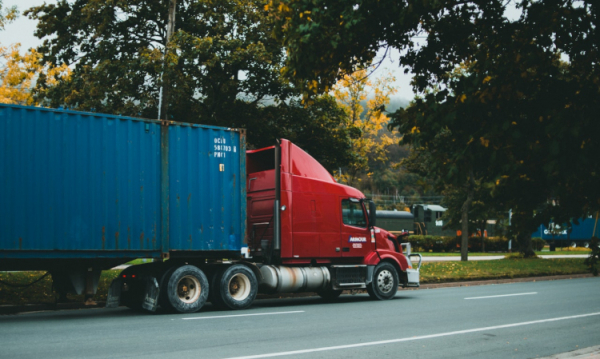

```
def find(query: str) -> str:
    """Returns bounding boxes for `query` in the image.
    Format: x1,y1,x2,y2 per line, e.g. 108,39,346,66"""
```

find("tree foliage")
274,0,600,258
0,0,18,30
0,44,71,105
25,0,356,169
332,68,399,185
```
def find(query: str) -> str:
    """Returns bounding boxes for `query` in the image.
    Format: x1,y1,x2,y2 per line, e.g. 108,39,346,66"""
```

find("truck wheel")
317,288,343,301
212,264,257,310
367,262,399,300
165,265,208,313
158,266,178,311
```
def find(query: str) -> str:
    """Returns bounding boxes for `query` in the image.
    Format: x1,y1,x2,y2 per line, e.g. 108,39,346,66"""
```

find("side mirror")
369,200,376,227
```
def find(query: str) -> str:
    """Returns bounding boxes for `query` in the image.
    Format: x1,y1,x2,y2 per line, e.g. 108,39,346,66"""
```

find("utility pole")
158,0,177,121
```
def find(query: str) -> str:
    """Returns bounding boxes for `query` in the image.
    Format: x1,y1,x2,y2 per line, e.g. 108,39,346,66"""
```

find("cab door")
340,198,371,258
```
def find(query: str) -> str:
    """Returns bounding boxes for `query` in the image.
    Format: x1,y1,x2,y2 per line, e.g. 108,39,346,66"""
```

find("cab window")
341,199,367,228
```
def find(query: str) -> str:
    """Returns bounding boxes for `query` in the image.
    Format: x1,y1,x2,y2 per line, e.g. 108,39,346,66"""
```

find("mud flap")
106,278,122,308
142,277,160,312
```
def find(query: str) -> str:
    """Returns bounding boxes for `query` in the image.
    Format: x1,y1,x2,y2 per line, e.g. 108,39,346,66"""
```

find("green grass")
413,250,591,256
420,258,590,283
0,258,592,306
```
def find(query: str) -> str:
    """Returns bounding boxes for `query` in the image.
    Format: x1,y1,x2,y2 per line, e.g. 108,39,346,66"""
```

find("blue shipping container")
532,216,599,242
0,104,246,261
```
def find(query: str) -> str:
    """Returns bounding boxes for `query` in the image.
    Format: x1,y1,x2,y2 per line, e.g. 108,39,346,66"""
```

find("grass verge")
420,258,589,283
415,250,591,256
0,258,592,306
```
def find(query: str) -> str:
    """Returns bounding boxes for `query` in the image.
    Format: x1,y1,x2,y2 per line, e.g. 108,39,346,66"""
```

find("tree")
0,0,18,30
0,44,71,105
25,0,356,168
271,0,600,258
332,68,399,186
228,95,359,172
397,120,482,261
441,181,508,251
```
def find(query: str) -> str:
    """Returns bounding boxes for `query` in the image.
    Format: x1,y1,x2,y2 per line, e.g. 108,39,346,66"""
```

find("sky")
0,0,422,102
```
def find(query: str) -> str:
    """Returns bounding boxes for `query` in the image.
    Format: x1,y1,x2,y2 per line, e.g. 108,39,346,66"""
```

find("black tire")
366,284,376,299
158,266,178,311
317,288,343,301
212,264,258,310
367,262,399,300
165,265,209,313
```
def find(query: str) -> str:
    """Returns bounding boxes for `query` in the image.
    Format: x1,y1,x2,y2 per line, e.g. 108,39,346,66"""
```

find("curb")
538,345,600,359
1,273,596,315
413,273,595,290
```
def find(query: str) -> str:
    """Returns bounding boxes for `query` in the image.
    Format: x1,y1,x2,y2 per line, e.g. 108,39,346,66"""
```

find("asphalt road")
1,277,599,359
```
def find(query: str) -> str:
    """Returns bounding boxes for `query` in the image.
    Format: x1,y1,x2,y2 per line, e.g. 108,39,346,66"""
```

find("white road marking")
182,310,304,320
465,292,538,300
222,312,600,359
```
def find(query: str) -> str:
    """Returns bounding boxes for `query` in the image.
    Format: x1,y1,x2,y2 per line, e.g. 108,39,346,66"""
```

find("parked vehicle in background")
411,204,456,236
0,104,421,314
376,210,414,236
532,215,600,248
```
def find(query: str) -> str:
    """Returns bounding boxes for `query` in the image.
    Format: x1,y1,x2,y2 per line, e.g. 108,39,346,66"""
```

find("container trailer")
0,104,421,313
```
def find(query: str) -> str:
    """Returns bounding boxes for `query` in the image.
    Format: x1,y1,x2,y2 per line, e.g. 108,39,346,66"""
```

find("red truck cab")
247,139,420,299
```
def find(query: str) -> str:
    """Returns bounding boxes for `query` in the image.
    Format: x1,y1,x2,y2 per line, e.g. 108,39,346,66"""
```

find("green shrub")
407,235,547,252
531,237,547,251
407,235,459,252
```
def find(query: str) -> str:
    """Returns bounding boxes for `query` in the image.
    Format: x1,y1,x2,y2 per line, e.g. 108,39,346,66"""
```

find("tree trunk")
511,210,536,257
480,219,487,252
518,232,535,257
460,171,476,261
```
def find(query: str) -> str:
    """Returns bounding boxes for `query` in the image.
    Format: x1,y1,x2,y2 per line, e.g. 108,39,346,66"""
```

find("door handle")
342,247,350,252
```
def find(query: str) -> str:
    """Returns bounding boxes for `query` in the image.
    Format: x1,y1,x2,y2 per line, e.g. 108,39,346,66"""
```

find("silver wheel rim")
177,275,201,304
228,273,251,301
377,269,394,294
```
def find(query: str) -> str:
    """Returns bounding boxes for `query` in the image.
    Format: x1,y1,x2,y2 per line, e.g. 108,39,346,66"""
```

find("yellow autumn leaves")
0,43,71,106
332,68,400,184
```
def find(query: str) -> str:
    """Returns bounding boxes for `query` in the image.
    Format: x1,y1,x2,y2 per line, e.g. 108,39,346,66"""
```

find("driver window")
341,199,367,228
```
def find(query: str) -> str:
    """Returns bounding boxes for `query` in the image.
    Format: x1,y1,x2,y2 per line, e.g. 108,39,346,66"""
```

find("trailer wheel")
158,266,178,311
212,264,257,310
583,241,590,248
317,288,343,301
367,262,398,300
165,265,208,313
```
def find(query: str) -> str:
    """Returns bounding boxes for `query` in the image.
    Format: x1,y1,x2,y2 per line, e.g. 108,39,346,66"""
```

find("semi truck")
0,104,421,313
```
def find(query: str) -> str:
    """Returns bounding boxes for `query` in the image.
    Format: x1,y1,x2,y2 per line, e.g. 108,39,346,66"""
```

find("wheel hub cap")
377,269,394,293
177,275,201,304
